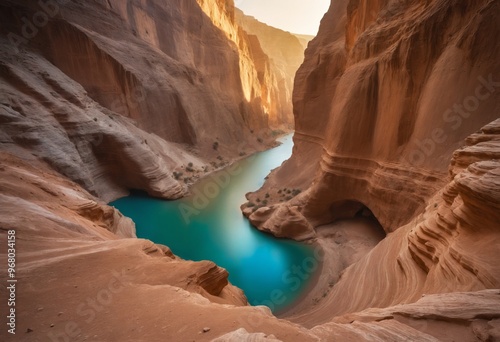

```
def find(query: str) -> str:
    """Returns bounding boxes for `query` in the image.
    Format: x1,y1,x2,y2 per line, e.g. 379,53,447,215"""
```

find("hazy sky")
236,0,330,36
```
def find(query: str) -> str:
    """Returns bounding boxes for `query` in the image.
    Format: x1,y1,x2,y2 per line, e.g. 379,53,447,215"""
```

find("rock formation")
285,119,500,327
246,0,500,238
1,0,500,341
234,9,306,128
2,145,499,340
243,0,500,337
0,0,305,201
196,0,304,129
0,151,309,341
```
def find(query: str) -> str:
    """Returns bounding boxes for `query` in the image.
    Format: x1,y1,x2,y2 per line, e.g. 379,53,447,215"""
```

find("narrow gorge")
0,0,499,341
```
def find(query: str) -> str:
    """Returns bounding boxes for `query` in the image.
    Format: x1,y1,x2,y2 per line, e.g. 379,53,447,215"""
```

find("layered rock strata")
0,152,308,341
1,0,500,340
246,0,500,238
1,149,499,341
241,0,500,335
284,119,500,326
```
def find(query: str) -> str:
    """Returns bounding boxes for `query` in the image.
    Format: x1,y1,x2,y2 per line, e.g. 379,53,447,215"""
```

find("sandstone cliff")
246,0,500,238
0,151,301,341
0,0,304,202
286,119,500,327
241,0,500,337
196,0,303,129
234,9,306,128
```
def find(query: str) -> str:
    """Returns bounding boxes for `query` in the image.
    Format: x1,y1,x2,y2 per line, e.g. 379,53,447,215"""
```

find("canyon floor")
278,218,386,321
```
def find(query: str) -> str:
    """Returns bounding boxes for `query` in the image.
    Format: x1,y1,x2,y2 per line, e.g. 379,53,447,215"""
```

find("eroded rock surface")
2,149,498,340
241,0,500,336
0,152,305,341
1,0,499,341
246,0,500,237
0,0,305,201
275,112,500,330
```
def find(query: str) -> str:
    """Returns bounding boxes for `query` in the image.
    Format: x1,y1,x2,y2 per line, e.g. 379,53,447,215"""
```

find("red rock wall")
288,119,500,324
249,0,500,236
0,0,305,201
246,0,500,328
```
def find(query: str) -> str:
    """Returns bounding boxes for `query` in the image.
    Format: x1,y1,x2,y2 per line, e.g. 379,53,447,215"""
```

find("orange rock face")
1,148,498,340
234,8,306,129
245,0,500,337
0,0,305,201
286,119,500,327
248,0,500,237
197,0,302,130
0,152,311,341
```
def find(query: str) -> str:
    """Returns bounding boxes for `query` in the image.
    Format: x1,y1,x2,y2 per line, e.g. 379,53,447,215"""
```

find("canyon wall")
0,0,304,202
247,0,500,237
234,8,305,128
196,0,303,129
288,118,500,326
0,151,311,341
243,0,500,335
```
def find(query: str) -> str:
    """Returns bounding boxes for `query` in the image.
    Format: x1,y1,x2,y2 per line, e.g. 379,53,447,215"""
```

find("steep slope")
245,0,500,238
0,42,188,202
286,119,500,326
241,0,500,334
234,8,306,127
0,0,305,202
0,151,312,341
1,0,499,341
196,0,303,129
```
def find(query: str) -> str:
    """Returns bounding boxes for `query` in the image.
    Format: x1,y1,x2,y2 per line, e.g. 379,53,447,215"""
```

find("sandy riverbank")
277,218,386,325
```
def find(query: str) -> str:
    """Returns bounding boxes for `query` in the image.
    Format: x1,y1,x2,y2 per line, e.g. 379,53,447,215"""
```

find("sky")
235,0,330,36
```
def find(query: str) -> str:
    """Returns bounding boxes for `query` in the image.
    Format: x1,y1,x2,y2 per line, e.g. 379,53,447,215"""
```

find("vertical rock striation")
0,0,305,201
244,0,500,332
234,8,306,129
247,0,500,238
196,0,304,129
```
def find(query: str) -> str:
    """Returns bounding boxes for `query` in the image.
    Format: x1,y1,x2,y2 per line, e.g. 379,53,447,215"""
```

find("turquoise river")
111,135,319,314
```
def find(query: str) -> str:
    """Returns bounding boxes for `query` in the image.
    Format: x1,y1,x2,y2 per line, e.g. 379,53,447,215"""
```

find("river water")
111,135,318,313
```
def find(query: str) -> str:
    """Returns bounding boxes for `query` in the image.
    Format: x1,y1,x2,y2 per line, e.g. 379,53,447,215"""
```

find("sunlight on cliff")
236,0,330,36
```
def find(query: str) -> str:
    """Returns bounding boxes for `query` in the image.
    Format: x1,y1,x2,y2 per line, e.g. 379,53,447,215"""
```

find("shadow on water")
111,135,319,314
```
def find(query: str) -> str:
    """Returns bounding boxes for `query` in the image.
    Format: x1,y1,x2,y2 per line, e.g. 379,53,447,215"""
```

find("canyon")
0,0,499,342
0,0,304,202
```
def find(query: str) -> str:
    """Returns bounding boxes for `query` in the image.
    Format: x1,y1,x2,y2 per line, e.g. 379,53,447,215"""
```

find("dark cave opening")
329,199,386,238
